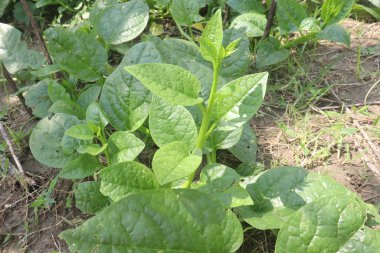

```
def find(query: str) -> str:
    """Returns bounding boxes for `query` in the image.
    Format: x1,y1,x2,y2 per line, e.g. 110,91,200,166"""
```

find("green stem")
184,62,221,188
281,32,318,49
188,26,195,41
210,149,217,163
175,22,196,46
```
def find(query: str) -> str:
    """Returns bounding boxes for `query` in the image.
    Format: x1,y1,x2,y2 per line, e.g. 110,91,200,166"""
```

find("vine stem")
263,0,277,39
20,0,53,65
1,63,33,117
184,62,221,188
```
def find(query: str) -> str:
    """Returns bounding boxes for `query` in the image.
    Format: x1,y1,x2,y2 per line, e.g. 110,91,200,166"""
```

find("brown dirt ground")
0,19,379,253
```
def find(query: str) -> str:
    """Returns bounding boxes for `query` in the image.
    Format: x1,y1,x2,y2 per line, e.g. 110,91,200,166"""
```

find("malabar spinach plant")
27,9,380,252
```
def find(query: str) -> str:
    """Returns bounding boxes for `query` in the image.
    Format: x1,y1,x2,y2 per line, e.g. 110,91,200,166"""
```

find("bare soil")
0,19,379,253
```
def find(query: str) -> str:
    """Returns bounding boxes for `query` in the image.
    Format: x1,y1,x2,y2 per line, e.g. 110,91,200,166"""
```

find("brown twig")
0,121,25,175
1,63,33,117
19,0,52,65
263,0,277,39
223,4,230,25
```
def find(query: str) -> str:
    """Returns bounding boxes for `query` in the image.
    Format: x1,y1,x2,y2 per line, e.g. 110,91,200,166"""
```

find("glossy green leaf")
276,0,308,33
29,114,82,168
318,24,350,47
235,167,354,230
256,37,290,68
48,99,79,117
65,124,94,140
221,28,251,79
199,37,219,63
45,27,107,82
77,86,101,110
206,125,243,150
100,161,159,202
47,80,70,103
226,0,264,14
179,60,226,99
211,72,268,126
91,0,149,45
228,123,257,163
0,23,44,74
31,64,62,77
170,0,207,25
230,12,267,38
86,102,108,129
60,154,101,179
77,143,108,156
337,227,380,253
149,96,197,150
147,36,201,65
299,17,321,32
100,42,160,131
60,189,243,253
74,181,109,214
196,164,253,208
125,63,203,106
200,9,223,55
108,131,145,164
152,142,202,185
275,195,367,253
24,79,54,118
321,0,355,25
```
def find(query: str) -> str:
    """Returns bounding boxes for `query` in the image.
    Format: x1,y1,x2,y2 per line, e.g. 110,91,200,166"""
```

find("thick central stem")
184,62,221,188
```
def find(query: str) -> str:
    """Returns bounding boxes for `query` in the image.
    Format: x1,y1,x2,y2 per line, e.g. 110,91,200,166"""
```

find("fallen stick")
263,0,277,39
1,63,33,117
0,121,25,175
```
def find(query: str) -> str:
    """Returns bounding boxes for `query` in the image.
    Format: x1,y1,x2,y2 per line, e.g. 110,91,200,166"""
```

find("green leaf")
0,0,10,17
318,24,350,47
45,27,107,82
31,64,62,77
152,141,202,185
275,195,367,253
86,102,108,129
256,37,290,68
206,125,243,150
29,114,82,168
91,0,149,45
230,12,267,37
59,154,101,179
60,189,243,253
196,163,253,208
100,42,160,131
49,99,80,117
65,124,94,140
74,181,109,214
147,37,201,65
77,143,108,156
211,72,268,126
108,131,145,164
276,0,308,33
321,0,355,25
337,227,380,253
179,60,226,99
235,167,355,230
24,79,54,118
125,63,203,106
299,17,321,32
48,81,70,103
228,123,257,164
200,9,223,60
77,86,101,110
0,23,44,74
226,0,264,14
100,161,159,202
221,28,251,79
149,96,197,151
199,37,219,63
170,0,208,25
